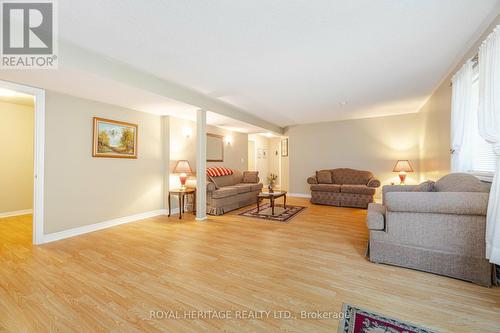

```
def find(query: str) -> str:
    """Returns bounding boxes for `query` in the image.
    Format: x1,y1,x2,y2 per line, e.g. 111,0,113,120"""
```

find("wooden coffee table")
257,191,287,216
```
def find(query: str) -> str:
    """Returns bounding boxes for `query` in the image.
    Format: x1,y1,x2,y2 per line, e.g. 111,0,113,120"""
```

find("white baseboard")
0,209,33,218
288,193,312,198
42,209,167,244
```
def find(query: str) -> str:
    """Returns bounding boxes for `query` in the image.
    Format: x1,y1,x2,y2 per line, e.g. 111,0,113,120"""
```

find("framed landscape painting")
92,117,138,158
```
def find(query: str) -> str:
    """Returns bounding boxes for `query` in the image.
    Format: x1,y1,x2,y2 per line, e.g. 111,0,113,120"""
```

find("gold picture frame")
92,117,138,159
281,138,288,157
206,133,224,162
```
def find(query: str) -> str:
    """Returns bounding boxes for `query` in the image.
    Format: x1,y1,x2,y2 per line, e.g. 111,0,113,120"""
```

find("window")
469,66,497,178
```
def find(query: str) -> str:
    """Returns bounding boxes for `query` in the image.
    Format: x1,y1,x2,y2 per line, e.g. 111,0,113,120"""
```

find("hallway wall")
0,101,34,214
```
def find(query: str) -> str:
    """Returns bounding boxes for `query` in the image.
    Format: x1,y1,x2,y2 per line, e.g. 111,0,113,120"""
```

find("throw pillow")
316,170,333,184
206,167,234,177
242,171,259,183
434,173,489,192
411,180,435,192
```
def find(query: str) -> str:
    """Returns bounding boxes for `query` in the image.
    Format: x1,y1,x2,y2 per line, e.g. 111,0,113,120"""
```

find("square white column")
196,109,207,220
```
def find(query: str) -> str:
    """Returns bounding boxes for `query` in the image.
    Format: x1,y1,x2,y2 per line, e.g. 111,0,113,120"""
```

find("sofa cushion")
211,187,239,199
316,170,333,184
412,180,435,192
332,168,373,185
242,171,259,183
310,184,341,192
434,173,489,192
232,183,253,194
341,184,376,195
210,172,243,188
211,175,235,188
250,183,264,192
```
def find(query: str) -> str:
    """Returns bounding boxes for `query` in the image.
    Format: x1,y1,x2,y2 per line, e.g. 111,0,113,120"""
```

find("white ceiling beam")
60,41,283,134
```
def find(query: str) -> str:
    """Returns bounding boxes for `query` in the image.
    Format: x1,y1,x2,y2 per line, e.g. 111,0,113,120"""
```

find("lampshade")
173,160,192,174
393,160,413,173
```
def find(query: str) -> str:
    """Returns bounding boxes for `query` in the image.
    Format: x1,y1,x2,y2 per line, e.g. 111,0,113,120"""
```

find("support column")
161,116,170,213
196,109,207,221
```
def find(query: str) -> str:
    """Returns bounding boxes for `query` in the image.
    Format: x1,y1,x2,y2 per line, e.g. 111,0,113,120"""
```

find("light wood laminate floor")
0,198,499,332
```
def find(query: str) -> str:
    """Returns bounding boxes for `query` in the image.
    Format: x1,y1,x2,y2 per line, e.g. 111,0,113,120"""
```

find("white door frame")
0,80,45,245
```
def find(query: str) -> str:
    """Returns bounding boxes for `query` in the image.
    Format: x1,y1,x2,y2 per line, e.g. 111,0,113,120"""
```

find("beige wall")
0,101,34,213
418,82,452,180
419,14,500,180
206,124,248,171
169,117,197,190
168,116,248,209
44,92,164,234
286,113,421,198
169,116,248,188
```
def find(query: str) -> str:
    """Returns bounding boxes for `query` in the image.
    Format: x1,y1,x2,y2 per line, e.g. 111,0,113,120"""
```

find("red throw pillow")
206,167,234,177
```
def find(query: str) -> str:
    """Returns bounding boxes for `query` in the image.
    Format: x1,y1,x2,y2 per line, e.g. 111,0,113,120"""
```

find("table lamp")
393,160,413,185
173,160,192,190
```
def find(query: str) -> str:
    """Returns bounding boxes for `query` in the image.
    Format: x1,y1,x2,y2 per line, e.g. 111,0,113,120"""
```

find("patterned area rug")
238,203,306,223
338,304,439,333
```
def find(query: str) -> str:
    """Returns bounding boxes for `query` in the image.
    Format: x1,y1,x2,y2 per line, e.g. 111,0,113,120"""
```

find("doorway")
248,140,256,171
0,80,45,244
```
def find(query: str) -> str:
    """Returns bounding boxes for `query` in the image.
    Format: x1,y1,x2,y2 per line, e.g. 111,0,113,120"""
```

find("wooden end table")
257,191,287,216
168,188,196,219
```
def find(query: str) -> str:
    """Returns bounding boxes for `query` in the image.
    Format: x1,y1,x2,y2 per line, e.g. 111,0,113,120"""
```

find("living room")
0,1,499,332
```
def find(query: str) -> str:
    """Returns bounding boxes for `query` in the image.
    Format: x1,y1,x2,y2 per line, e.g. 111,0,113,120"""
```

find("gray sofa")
367,173,495,286
207,171,263,215
307,168,380,208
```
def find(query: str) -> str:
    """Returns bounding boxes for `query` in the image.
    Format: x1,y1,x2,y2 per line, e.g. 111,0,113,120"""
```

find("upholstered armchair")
307,168,380,208
366,173,494,286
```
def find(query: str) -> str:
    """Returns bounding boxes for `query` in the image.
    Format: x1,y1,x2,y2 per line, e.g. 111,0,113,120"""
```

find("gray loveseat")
207,171,263,215
367,173,495,286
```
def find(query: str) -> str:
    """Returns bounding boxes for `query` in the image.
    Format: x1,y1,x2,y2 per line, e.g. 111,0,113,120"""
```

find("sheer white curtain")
450,60,474,172
478,25,500,265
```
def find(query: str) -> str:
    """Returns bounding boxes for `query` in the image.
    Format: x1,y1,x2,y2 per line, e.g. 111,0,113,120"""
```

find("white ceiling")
0,67,272,133
57,0,500,126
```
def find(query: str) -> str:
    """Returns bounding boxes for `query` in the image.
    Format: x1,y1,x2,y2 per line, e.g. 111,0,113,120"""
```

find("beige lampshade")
393,160,413,173
173,160,192,174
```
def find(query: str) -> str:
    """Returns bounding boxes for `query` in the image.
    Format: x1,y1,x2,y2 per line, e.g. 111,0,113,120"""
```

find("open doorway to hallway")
248,133,288,192
0,88,35,244
0,80,45,245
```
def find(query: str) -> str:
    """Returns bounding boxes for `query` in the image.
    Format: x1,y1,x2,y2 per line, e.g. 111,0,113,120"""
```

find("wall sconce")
182,126,192,138
224,135,233,145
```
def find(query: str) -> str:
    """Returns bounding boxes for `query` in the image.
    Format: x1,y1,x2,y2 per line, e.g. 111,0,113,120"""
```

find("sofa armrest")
367,178,381,188
307,176,318,184
385,192,489,215
367,203,385,230
207,182,216,192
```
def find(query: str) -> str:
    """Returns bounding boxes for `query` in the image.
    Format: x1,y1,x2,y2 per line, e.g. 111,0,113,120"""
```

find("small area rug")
338,304,439,333
238,203,306,223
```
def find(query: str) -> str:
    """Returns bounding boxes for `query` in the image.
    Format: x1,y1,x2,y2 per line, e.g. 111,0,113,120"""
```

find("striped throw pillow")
206,167,234,177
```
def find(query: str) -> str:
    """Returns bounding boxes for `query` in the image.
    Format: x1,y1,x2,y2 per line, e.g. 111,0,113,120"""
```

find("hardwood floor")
0,198,499,332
